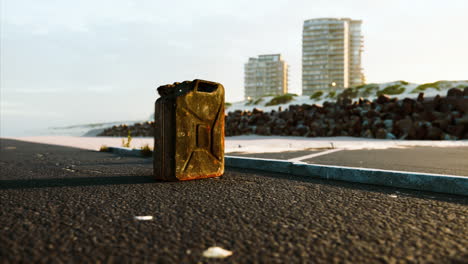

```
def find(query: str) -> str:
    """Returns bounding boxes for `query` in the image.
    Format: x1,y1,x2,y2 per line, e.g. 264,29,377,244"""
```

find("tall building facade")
244,54,288,99
302,18,364,95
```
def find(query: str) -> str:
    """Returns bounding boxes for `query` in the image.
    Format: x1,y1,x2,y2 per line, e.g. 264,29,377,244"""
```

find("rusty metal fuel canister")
154,79,225,181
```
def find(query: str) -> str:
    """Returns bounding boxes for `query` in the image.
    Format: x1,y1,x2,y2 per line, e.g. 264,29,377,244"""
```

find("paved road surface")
231,146,468,176
1,139,467,263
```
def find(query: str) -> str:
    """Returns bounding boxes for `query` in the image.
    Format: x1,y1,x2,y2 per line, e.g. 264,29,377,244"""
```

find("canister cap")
157,81,193,97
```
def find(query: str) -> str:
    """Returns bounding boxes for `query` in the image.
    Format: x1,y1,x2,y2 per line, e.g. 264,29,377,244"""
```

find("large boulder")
376,94,391,104
386,132,396,140
455,116,468,126
447,88,464,98
362,129,373,138
375,128,388,139
252,108,263,114
447,125,465,138
432,119,450,130
295,124,309,136
426,126,442,140
395,118,414,136
414,122,429,139
401,98,415,115
417,92,424,102
449,98,468,113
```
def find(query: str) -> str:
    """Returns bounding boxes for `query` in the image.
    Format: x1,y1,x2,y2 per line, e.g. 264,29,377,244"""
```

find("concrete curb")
225,156,468,196
107,147,147,157
105,147,467,196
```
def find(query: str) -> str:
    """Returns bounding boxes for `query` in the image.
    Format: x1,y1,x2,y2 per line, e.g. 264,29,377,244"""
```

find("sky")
1,0,467,136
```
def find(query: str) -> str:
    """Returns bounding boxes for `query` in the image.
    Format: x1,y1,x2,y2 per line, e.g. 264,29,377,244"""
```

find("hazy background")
1,0,467,136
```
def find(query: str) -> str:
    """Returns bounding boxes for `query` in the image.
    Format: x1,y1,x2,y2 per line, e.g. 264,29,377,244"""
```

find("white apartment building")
244,54,288,99
302,18,364,95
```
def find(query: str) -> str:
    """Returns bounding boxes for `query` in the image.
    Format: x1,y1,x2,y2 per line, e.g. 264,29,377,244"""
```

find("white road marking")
288,149,343,162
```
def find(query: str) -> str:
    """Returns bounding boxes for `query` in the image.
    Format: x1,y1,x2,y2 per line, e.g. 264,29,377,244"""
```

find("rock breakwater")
98,88,468,140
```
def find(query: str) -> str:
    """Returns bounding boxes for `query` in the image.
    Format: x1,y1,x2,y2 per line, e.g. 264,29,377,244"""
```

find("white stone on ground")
202,247,233,258
133,216,153,221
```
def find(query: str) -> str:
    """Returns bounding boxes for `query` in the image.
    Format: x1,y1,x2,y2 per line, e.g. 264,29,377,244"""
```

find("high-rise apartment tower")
244,54,288,99
302,18,364,95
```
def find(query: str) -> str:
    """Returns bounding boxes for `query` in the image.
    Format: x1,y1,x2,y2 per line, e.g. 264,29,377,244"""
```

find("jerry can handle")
195,80,218,93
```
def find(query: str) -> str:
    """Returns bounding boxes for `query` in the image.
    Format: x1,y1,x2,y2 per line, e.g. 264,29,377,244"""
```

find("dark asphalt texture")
1,138,467,263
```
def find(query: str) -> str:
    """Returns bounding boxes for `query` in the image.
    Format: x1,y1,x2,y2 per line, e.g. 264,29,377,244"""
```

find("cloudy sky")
1,0,467,136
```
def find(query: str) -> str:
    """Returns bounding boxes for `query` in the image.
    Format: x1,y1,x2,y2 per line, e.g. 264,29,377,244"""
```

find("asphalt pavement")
1,138,467,263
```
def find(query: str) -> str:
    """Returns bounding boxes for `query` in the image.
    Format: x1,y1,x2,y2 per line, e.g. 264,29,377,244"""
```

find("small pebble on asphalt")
134,216,153,221
202,247,233,258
